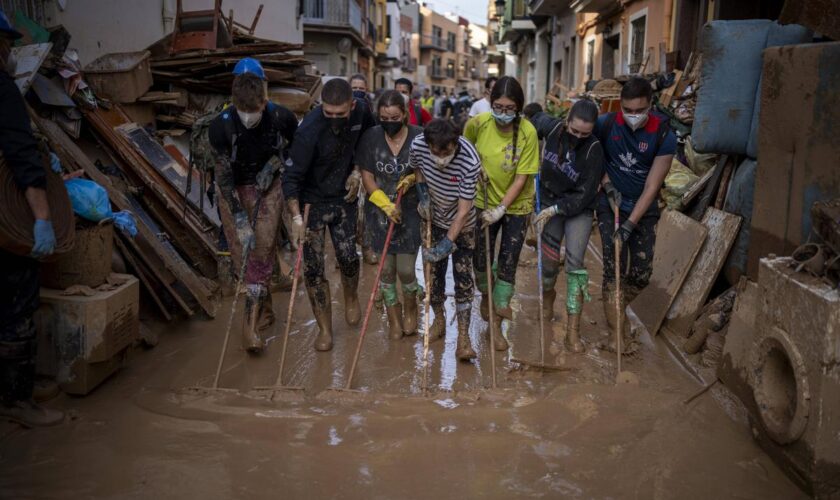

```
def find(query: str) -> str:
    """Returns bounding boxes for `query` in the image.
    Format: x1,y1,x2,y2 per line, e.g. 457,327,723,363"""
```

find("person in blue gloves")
409,119,481,361
0,8,64,427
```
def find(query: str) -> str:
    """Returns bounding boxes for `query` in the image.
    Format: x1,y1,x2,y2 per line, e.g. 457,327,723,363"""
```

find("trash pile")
13,7,317,322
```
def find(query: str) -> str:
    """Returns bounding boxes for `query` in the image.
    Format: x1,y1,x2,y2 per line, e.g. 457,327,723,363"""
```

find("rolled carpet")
0,157,75,258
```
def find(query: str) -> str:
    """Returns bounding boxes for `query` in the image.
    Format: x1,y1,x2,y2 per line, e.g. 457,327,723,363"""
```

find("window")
447,32,456,52
433,26,443,47
446,58,455,78
386,15,391,39
586,38,594,81
628,10,647,72
432,55,442,76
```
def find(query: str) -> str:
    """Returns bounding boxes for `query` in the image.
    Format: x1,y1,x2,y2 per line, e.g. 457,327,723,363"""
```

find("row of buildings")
23,0,490,96
487,0,789,104
301,0,492,96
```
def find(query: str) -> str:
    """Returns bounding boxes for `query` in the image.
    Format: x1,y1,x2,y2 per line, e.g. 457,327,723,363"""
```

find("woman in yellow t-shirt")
463,76,539,350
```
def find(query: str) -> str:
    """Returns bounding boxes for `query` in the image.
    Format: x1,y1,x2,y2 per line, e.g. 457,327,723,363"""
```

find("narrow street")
0,241,805,498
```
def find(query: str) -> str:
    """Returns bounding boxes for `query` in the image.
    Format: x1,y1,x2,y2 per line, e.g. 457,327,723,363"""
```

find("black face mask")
329,116,349,135
563,131,580,150
353,90,367,100
381,121,403,138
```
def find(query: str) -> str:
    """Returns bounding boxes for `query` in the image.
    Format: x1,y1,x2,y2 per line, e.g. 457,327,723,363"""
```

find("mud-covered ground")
0,240,806,499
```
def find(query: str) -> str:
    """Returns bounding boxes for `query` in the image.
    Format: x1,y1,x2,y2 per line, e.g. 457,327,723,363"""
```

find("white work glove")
291,214,305,248
532,205,561,235
480,204,506,229
344,169,362,202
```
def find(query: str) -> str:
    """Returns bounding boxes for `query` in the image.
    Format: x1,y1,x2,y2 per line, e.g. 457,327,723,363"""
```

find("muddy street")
0,241,805,499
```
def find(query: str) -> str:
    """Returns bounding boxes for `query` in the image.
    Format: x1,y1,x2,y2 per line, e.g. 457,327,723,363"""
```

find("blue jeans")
540,211,593,288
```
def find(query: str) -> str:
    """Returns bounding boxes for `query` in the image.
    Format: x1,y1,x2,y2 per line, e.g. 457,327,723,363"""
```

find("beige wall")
574,0,669,90
44,0,302,66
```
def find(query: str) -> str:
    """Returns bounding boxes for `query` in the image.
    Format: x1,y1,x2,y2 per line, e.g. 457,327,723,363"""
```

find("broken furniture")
35,274,139,395
718,258,840,497
170,0,231,54
84,51,153,104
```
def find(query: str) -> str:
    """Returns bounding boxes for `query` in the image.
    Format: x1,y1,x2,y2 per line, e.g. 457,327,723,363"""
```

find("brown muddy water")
0,243,806,499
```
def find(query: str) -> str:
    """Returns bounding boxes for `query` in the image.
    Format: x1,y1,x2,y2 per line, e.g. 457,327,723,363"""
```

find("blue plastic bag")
64,178,138,236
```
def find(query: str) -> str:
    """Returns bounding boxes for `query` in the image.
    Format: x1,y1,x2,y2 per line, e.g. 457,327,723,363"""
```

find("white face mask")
430,152,455,170
237,109,263,129
401,93,410,104
624,110,649,131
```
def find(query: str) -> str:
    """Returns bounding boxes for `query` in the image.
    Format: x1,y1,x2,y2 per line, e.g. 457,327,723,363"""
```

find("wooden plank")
629,210,708,337
681,162,718,208
31,111,219,318
659,69,683,107
662,208,742,338
689,156,732,221
714,160,734,210
113,234,173,321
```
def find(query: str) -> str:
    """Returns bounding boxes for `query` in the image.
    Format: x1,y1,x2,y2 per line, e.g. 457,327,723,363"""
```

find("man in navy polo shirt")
595,77,676,354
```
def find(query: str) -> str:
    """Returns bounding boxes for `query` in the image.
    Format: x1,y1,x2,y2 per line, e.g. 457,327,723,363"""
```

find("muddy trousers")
217,176,284,289
0,251,39,406
473,212,528,310
381,252,420,306
429,225,475,307
541,211,592,286
302,201,360,289
596,205,657,299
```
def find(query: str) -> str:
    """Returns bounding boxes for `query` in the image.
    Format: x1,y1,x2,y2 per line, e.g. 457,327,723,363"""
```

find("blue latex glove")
49,152,62,173
423,236,456,263
234,211,256,251
416,182,431,220
31,219,56,259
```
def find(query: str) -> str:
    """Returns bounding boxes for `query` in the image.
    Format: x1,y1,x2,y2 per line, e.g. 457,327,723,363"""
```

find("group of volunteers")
207,57,675,363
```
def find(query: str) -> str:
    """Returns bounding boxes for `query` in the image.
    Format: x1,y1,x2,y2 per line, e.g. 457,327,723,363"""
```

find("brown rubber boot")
257,293,275,331
386,303,403,340
479,293,489,322
241,292,263,353
308,283,333,352
341,273,361,326
402,289,418,336
429,304,446,342
0,400,64,428
489,313,508,351
543,289,556,322
455,304,477,361
566,312,584,353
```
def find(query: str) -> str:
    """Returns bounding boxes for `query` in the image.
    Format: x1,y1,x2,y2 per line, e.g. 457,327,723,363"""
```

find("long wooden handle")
275,204,310,388
345,191,404,390
614,204,622,379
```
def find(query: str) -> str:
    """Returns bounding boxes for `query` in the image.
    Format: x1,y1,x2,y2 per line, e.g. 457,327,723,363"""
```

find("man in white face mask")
593,76,676,354
395,78,432,127
208,63,299,354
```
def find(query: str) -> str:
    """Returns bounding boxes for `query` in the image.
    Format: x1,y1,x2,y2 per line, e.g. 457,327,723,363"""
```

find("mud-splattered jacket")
209,102,298,216
283,99,375,204
540,131,604,216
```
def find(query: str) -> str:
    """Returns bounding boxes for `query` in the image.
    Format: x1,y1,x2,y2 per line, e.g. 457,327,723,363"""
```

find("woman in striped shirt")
409,119,482,361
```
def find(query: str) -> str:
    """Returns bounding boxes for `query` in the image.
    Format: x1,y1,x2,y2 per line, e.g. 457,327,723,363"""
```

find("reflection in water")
328,426,342,446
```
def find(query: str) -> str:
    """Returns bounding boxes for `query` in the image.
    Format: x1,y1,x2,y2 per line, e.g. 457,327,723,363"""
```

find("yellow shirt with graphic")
463,112,539,214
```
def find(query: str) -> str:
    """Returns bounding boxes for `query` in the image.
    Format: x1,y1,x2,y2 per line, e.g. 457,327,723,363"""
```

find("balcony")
568,0,619,13
420,35,447,51
301,0,365,42
529,0,572,17
430,68,445,79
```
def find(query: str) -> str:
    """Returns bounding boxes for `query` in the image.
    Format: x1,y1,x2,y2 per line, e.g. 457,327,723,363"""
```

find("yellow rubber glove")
395,173,416,194
369,189,401,224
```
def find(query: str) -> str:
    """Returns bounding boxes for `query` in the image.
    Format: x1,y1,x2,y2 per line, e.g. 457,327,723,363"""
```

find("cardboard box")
35,274,139,394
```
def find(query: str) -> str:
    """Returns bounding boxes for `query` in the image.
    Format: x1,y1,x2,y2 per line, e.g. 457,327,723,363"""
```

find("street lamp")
494,0,506,19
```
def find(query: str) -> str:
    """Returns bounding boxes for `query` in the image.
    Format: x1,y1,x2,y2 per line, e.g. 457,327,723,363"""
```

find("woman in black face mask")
356,90,424,340
531,98,603,355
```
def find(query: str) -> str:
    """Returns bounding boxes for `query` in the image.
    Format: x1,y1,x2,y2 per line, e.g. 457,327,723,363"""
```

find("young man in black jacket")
209,69,298,353
283,78,376,351
0,11,64,427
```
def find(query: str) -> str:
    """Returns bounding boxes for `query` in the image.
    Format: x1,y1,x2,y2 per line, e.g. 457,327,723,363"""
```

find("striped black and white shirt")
409,135,480,229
